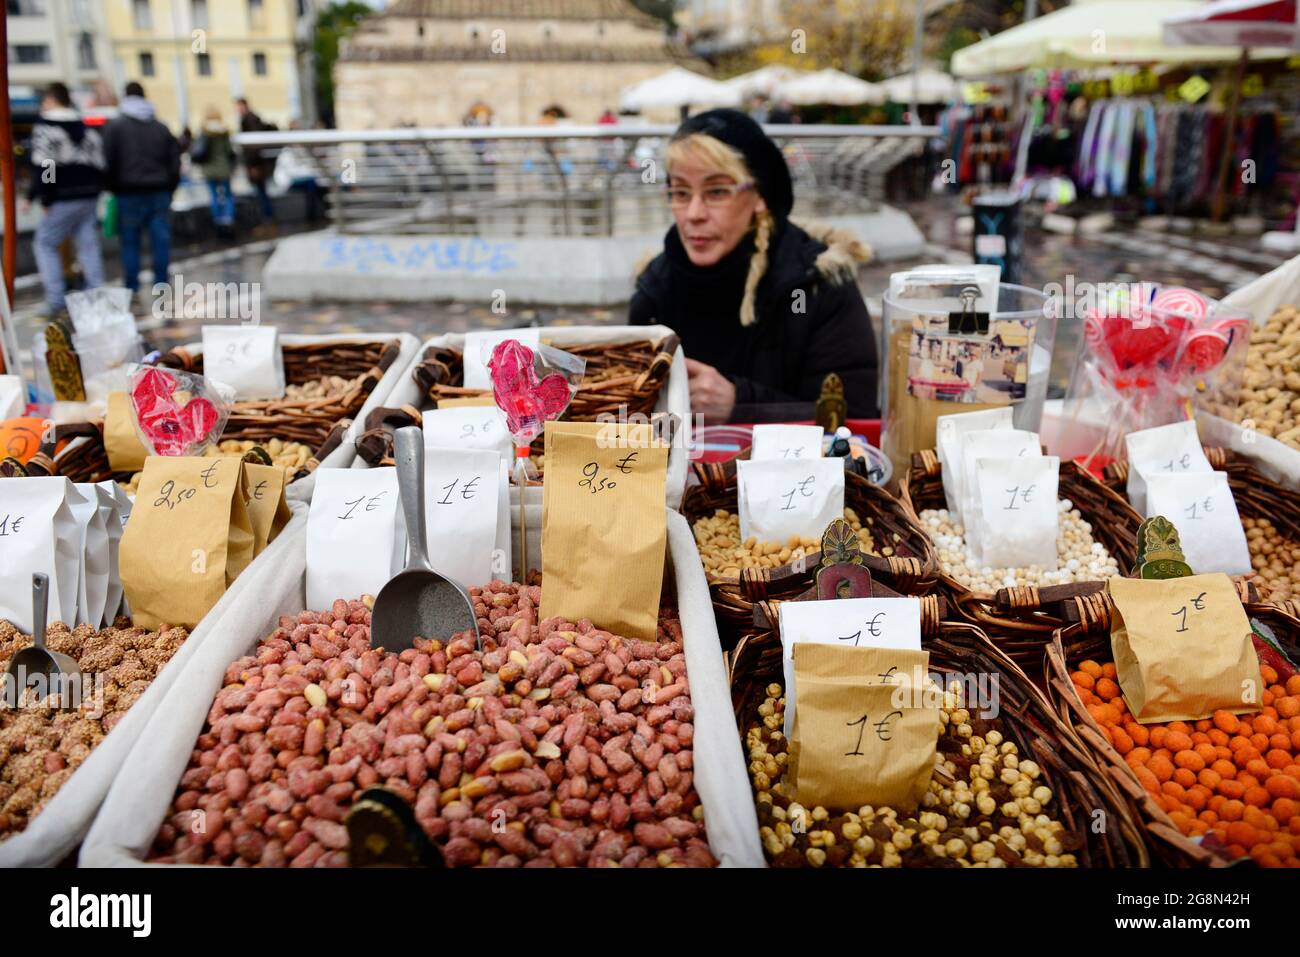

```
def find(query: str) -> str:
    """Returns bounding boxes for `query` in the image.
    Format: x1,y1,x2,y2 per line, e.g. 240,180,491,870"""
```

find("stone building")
334,0,703,129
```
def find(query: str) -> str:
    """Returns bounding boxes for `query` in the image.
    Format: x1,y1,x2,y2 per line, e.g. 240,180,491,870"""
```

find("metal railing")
235,123,939,237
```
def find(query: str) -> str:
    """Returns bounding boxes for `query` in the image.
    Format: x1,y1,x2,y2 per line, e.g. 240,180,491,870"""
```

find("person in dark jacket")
103,81,181,295
26,82,106,315
629,109,877,423
235,97,277,234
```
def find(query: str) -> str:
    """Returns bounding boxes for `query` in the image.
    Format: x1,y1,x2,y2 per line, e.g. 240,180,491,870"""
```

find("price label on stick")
737,458,844,547
789,643,940,812
306,467,401,611
201,325,285,400
1124,421,1212,515
778,596,922,738
422,447,503,589
540,421,668,640
1143,472,1250,576
423,407,512,460
751,424,824,461
1107,573,1258,723
971,454,1059,570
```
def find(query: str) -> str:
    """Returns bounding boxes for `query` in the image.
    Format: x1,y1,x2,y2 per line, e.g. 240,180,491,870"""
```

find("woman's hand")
686,359,736,424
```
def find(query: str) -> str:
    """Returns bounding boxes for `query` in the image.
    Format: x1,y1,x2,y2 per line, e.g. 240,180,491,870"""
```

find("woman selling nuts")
630,109,878,424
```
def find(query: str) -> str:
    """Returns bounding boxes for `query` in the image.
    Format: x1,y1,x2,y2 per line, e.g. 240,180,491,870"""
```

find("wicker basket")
21,338,400,485
681,457,939,646
1105,446,1300,606
159,338,402,450
731,616,1148,867
413,335,678,422
898,449,1143,667
1045,593,1300,867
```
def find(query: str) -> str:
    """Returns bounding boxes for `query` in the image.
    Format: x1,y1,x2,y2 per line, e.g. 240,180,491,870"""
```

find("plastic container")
880,281,1055,481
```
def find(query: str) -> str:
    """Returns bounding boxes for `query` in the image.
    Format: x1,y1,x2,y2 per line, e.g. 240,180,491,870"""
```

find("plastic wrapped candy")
486,339,586,452
128,366,234,457
1065,285,1250,471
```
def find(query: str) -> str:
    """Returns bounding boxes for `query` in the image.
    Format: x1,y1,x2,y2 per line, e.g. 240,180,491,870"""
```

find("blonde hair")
665,132,773,327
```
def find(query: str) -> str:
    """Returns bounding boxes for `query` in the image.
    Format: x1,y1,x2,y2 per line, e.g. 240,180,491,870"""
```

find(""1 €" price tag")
778,596,922,737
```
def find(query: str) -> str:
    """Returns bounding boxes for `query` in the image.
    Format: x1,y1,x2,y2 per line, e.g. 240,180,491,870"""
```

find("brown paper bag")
789,643,939,812
242,462,290,556
120,456,255,629
103,390,149,472
1108,573,1259,723
540,421,668,640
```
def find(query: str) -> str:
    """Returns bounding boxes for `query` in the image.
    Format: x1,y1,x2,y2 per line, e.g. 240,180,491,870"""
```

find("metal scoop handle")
395,427,433,573
32,573,49,650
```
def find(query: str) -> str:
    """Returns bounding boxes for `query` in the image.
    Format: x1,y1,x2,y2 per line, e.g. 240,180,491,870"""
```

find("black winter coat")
103,115,180,194
629,219,879,421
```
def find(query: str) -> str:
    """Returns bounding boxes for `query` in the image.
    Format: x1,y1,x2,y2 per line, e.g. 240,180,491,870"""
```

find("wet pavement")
10,194,1292,391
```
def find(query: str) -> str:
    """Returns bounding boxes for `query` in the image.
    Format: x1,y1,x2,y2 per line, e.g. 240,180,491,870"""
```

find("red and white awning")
1164,0,1300,48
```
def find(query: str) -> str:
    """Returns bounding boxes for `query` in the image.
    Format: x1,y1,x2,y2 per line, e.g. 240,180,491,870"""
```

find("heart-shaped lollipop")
488,339,573,444
130,367,225,456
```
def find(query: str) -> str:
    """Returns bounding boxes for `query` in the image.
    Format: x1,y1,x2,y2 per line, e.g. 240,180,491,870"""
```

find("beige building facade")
104,0,317,133
6,0,116,102
334,0,702,129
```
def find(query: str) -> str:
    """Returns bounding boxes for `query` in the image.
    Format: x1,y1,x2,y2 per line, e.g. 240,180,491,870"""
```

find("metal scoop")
4,574,82,710
370,426,479,653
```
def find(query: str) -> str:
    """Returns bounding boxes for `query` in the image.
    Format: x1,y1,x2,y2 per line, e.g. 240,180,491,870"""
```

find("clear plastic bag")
1063,285,1251,471
128,365,235,457
485,339,586,450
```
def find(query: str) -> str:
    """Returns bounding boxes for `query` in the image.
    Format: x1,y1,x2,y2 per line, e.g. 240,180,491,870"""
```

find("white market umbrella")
879,68,958,104
950,0,1291,75
774,69,884,106
619,68,743,112
1164,0,1300,47
723,65,806,98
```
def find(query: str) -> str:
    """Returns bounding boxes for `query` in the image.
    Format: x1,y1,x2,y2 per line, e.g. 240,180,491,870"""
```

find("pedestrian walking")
235,97,278,236
103,82,180,297
26,82,106,317
192,106,237,240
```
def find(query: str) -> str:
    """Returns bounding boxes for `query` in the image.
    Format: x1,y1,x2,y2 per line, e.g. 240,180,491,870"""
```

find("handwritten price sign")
778,596,923,738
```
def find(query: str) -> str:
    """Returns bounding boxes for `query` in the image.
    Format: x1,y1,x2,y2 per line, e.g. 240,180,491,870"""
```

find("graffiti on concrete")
320,237,519,275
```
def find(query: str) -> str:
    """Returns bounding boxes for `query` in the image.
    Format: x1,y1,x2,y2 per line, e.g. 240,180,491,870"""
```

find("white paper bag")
936,406,1014,513
306,468,401,611
422,406,513,459
1124,421,1212,515
778,596,923,737
463,329,541,390
751,424,825,461
70,482,110,627
0,477,81,630
0,374,23,419
93,481,127,624
201,324,286,400
957,427,1040,529
972,455,1060,570
423,446,502,588
737,458,845,547
1144,471,1251,576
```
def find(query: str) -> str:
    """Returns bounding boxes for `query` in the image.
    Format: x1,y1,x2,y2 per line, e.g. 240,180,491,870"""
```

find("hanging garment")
1092,101,1118,198
1076,100,1103,189
1140,102,1158,194
1108,100,1136,197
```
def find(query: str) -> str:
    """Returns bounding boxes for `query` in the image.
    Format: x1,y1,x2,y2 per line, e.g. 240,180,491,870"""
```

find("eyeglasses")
665,182,754,208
